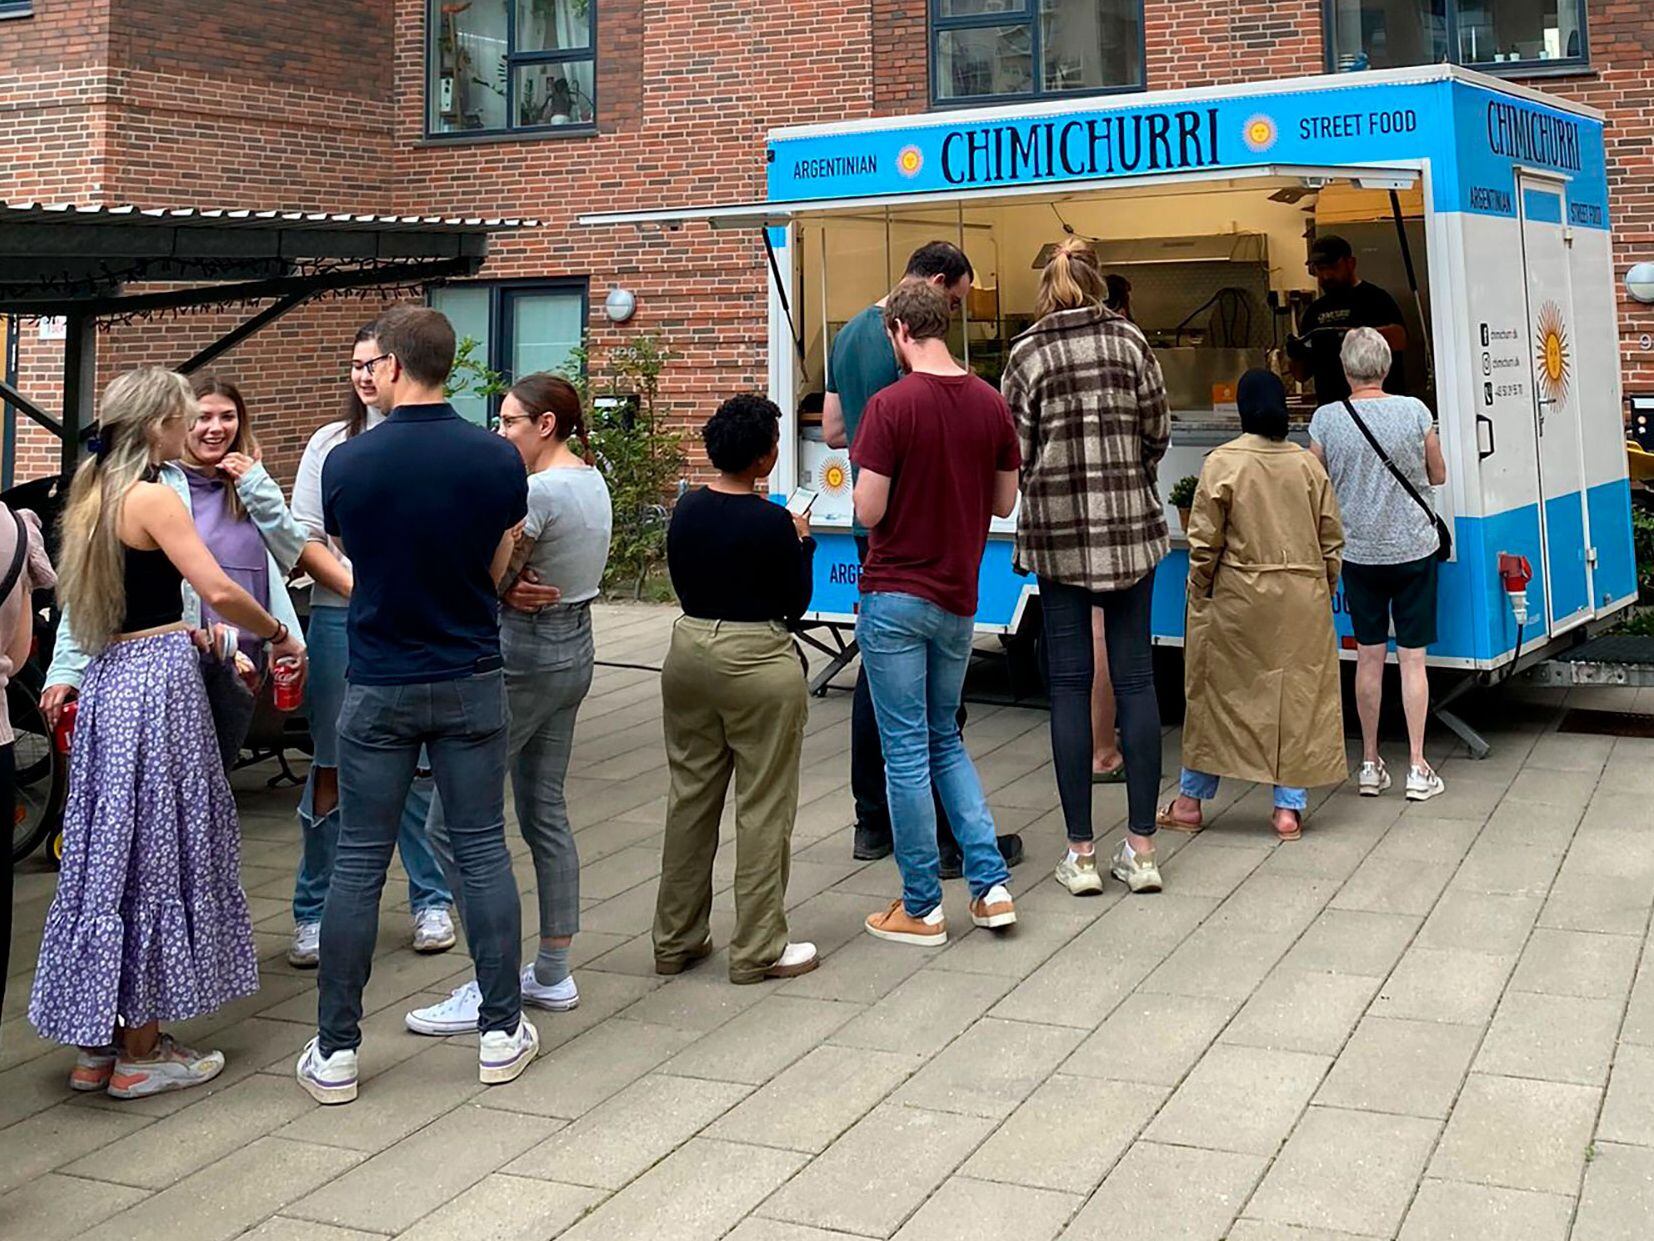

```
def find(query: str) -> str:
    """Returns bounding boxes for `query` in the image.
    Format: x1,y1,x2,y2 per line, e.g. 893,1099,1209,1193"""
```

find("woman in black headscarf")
1160,370,1348,841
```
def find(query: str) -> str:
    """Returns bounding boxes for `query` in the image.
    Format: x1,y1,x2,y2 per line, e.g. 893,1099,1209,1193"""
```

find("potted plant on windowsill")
1168,474,1199,533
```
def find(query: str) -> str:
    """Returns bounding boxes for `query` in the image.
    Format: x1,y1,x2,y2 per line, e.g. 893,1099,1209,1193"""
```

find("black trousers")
0,744,15,1026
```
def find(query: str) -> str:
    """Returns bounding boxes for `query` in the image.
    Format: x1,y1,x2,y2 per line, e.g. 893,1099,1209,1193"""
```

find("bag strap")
1340,398,1437,524
0,508,28,605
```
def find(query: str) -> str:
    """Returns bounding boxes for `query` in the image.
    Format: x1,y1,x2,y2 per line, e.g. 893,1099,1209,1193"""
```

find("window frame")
430,277,591,424
424,0,599,142
928,0,1147,108
1319,0,1591,77
0,1,33,17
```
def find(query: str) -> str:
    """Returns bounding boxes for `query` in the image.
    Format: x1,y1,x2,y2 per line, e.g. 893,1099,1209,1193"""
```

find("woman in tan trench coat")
1159,370,1347,841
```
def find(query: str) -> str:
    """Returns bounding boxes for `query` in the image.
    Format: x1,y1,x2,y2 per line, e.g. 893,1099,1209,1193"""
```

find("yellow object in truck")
1629,441,1654,483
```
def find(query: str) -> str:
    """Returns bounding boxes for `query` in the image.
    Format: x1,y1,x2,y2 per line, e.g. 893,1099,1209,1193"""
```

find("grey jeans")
428,604,593,941
319,670,520,1053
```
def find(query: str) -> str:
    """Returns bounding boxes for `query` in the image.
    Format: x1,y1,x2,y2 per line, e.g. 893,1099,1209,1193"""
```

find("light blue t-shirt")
521,465,613,604
1309,395,1437,566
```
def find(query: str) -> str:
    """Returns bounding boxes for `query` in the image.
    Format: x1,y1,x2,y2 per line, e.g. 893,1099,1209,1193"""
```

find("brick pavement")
3,601,1653,1240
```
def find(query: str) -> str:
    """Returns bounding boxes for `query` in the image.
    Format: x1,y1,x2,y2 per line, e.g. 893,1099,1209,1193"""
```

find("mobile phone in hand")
786,487,818,516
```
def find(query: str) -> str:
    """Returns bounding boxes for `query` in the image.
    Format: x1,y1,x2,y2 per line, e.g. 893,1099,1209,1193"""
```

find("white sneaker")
1406,764,1446,803
1054,851,1106,896
288,921,320,968
1358,760,1392,797
480,1018,539,1085
405,980,482,1036
412,907,457,954
295,1038,358,1105
520,964,580,1011
108,1036,225,1100
1110,840,1163,894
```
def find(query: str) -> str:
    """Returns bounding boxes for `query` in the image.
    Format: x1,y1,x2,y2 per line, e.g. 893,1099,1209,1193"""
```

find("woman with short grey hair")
1310,326,1448,802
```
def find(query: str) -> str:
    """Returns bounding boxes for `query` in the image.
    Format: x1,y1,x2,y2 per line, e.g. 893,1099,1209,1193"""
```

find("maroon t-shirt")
851,370,1020,617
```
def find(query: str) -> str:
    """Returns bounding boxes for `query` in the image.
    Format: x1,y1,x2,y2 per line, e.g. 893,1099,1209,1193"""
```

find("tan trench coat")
1181,435,1349,789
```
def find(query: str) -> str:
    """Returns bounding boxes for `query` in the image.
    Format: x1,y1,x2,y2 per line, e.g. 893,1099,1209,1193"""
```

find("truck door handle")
1476,414,1496,460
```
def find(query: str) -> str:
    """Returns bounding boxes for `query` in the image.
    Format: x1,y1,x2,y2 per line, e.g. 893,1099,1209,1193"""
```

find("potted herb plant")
1168,474,1199,532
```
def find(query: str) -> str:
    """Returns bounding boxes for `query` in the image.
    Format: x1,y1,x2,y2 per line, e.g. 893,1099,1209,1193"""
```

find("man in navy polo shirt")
297,306,533,1105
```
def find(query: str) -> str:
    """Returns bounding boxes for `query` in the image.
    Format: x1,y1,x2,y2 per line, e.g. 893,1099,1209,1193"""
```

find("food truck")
580,65,1636,697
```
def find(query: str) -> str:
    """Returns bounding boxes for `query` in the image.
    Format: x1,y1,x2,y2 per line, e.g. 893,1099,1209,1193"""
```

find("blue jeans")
856,592,1009,915
293,605,451,923
1179,768,1307,812
318,671,521,1054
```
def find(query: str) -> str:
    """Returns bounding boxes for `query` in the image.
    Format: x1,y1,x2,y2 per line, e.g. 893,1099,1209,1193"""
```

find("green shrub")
1168,474,1199,510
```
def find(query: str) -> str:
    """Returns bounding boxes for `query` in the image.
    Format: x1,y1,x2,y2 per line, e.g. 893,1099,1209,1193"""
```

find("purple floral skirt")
29,630,258,1046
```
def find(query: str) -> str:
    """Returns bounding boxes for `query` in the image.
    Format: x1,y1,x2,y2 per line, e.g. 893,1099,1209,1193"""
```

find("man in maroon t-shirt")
851,281,1021,948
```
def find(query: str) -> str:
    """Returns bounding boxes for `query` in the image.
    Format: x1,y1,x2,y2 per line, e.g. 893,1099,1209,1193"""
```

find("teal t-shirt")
827,303,900,534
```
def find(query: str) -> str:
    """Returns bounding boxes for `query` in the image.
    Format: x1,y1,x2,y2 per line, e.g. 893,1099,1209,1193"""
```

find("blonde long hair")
59,368,195,653
1036,237,1109,318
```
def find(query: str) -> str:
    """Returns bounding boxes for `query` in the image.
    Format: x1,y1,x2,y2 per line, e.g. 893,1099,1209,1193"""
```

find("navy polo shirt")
322,402,528,686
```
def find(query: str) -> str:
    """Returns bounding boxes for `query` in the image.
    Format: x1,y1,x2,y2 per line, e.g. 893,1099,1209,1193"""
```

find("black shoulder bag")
0,507,29,604
1340,398,1451,562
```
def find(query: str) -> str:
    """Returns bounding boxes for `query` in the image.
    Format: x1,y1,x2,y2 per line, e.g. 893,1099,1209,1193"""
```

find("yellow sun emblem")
819,456,851,496
897,145,923,178
1534,301,1571,405
1242,114,1278,153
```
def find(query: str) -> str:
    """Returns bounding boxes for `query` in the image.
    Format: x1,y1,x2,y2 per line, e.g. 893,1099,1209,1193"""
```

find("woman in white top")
285,322,456,967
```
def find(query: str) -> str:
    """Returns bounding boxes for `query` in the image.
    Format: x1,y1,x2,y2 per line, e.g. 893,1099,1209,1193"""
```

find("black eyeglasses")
351,354,392,374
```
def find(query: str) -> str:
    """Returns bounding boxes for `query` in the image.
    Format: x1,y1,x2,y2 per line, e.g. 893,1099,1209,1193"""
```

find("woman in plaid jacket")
1001,238,1171,897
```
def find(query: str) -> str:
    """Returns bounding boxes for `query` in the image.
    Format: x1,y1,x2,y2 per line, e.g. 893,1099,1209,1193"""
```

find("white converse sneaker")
412,907,456,954
479,1018,539,1085
296,1037,358,1105
405,980,481,1036
288,921,320,968
520,964,580,1012
1406,764,1446,803
1358,760,1392,797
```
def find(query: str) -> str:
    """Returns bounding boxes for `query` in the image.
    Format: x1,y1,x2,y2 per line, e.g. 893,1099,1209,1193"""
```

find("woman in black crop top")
653,395,820,985
29,368,305,1101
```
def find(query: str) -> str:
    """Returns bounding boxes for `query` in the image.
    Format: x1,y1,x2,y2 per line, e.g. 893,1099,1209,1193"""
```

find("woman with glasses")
284,320,457,970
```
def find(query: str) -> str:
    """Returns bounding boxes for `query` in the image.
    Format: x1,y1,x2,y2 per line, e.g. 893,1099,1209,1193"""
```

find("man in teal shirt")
824,241,1023,876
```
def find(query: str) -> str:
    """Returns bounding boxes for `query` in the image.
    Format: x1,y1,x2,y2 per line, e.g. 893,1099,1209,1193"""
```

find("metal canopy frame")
0,203,535,477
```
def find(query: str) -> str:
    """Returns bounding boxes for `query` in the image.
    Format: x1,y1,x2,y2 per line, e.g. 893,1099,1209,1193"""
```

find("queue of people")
15,235,1448,1106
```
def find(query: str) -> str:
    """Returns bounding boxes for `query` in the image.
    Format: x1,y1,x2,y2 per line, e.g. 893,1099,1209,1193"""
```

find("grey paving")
2,602,1650,1239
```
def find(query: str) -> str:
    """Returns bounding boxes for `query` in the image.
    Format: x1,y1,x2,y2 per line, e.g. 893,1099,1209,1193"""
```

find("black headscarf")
1237,368,1289,441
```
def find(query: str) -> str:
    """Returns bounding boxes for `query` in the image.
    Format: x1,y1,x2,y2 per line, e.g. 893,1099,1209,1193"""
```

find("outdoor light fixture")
1626,263,1654,305
604,286,638,322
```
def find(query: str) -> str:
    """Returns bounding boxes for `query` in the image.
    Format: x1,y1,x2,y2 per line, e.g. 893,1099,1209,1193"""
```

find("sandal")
1273,810,1303,842
1156,801,1203,834
1092,763,1126,785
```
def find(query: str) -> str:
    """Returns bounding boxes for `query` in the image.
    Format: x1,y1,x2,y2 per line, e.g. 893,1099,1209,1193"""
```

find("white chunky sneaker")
479,1018,539,1085
520,964,580,1012
296,1037,358,1105
107,1036,225,1100
412,907,457,954
288,921,320,968
1406,764,1446,803
1110,840,1163,894
1358,760,1392,797
1054,851,1106,896
405,980,482,1036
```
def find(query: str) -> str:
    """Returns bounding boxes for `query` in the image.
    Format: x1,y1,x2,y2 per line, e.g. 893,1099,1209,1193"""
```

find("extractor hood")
1032,232,1267,269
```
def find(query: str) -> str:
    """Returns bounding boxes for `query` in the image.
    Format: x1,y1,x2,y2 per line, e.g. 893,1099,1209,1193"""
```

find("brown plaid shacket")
1002,305,1171,593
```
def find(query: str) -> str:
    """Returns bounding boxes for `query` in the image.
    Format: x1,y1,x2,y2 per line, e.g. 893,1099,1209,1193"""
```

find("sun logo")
1534,301,1571,405
896,145,924,178
819,455,852,496
1242,114,1278,153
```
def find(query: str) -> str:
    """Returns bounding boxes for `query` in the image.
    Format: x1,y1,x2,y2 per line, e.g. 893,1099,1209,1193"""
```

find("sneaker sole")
404,1012,477,1036
1405,786,1444,802
971,909,1018,929
523,992,580,1012
1055,869,1106,896
69,1072,114,1092
864,922,948,947
852,844,894,861
479,1040,538,1085
731,955,821,985
1111,867,1163,894
412,937,457,955
287,953,319,969
108,1059,225,1100
297,1067,358,1105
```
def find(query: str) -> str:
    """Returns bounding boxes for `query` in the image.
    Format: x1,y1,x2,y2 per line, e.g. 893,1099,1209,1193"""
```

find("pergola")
0,202,533,477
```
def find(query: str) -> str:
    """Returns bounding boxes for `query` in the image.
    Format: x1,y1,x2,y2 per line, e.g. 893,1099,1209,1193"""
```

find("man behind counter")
1288,234,1408,403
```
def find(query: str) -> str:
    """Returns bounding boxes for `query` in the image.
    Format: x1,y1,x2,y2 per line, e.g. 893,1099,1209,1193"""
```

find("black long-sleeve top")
666,488,815,623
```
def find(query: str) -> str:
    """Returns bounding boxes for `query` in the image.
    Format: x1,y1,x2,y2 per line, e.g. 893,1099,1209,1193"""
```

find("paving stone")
1598,1041,1654,1148
1331,854,1453,917
1222,969,1380,1055
287,1105,558,1234
833,967,1013,1056
1225,1222,1379,1241
240,1220,381,1241
662,994,861,1085
707,1043,917,1153
1474,990,1621,1087
1624,958,1654,1048
1061,1141,1265,1241
1141,927,1289,1002
1158,840,1272,897
1430,1073,1600,1195
619,967,772,1032
0,1173,150,1241
276,1042,483,1151
559,1137,806,1241
778,933,930,1004
725,1223,864,1241
1539,871,1654,936
1527,732,1613,773
1574,1141,1654,1241
0,1100,150,1194
1416,890,1542,955
1372,948,1516,1026
393,1173,604,1240
506,1072,748,1188
1208,872,1338,937
961,1075,1165,1191
990,942,1158,1027
757,1104,995,1236
932,907,1098,979
1509,927,1641,1000
1450,840,1567,898
1397,1179,1574,1241
892,1016,1085,1119
1248,1105,1440,1235
891,1175,1079,1240
480,1018,697,1119
1316,1016,1480,1119
1145,1043,1329,1156
1061,990,1238,1087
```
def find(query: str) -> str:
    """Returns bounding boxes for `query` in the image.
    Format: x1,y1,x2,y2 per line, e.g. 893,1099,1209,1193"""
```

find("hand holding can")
272,656,305,712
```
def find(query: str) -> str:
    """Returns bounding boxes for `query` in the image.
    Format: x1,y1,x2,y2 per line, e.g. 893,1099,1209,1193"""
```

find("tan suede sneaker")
865,900,947,946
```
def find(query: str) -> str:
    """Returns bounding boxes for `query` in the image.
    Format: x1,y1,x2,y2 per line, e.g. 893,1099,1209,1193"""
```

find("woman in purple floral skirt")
29,368,306,1100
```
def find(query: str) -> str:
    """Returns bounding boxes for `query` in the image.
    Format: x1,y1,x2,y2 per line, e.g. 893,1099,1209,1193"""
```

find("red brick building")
3,0,1652,486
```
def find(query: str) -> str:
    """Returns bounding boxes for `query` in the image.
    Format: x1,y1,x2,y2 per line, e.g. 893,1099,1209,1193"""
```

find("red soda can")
53,698,77,753
272,656,304,712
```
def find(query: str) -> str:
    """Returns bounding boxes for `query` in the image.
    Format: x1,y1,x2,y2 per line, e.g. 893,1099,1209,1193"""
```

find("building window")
1325,0,1587,73
931,0,1144,105
431,281,589,425
0,1,33,16
428,0,596,137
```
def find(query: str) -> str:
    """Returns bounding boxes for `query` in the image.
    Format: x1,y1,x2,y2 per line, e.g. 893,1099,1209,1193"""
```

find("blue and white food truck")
582,65,1636,702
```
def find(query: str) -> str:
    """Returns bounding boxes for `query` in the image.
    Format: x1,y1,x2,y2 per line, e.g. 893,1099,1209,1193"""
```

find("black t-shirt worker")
1288,234,1408,403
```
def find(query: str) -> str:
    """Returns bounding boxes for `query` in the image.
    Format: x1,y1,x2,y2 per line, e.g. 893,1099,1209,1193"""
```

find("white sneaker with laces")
288,921,320,968
1054,851,1105,896
296,1038,358,1105
1358,760,1391,797
1110,840,1163,894
480,1018,539,1085
520,964,580,1011
412,907,457,954
405,980,482,1036
1406,764,1446,803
